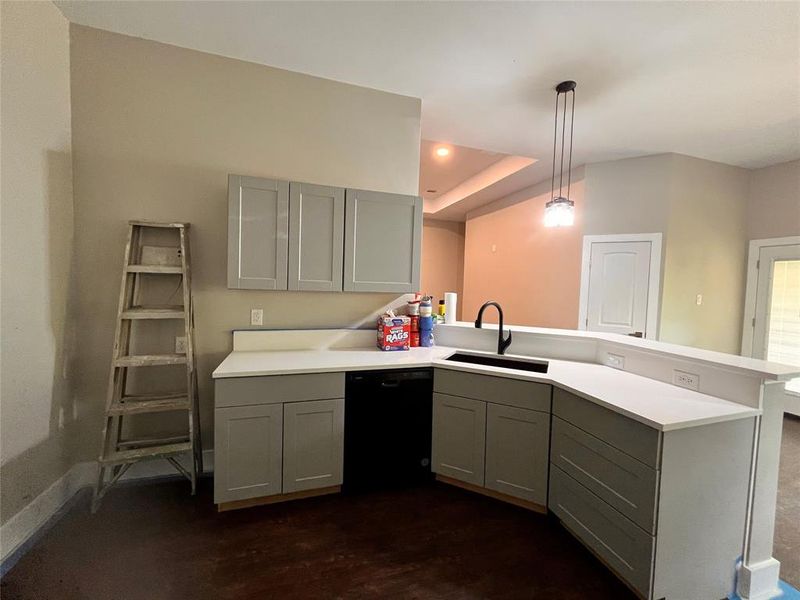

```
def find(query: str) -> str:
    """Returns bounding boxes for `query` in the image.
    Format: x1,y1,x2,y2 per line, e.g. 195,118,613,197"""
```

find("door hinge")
752,317,756,328
756,259,760,269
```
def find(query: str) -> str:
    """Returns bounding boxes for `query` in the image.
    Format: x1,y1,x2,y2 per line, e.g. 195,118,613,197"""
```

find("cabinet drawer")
553,388,660,468
551,417,658,533
549,466,654,597
215,373,345,408
434,369,550,413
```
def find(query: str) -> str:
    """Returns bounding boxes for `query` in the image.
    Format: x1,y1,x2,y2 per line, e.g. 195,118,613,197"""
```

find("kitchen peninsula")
213,323,796,600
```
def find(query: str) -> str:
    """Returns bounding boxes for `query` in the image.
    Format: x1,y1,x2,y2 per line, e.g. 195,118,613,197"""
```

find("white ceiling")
57,1,800,207
419,140,505,201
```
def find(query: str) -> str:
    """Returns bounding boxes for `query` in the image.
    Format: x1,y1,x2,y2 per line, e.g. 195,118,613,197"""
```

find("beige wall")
68,26,422,459
461,174,584,328
583,155,672,237
585,154,750,353
747,159,800,240
0,2,77,524
659,155,749,354
463,154,754,354
421,219,464,319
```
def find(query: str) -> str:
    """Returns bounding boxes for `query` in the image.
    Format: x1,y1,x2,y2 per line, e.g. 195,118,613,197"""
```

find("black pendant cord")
558,91,567,198
550,92,559,202
566,89,575,201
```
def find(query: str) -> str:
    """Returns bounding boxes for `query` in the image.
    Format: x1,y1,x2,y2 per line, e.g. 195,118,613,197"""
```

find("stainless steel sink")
444,352,549,373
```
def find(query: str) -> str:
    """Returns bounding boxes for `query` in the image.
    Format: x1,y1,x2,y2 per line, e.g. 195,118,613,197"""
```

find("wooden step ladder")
92,221,202,512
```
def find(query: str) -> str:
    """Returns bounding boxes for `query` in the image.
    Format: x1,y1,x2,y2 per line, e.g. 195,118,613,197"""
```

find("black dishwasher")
344,368,434,492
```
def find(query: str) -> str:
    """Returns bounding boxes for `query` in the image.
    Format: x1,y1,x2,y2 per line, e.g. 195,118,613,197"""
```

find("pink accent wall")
461,181,584,327
421,218,465,320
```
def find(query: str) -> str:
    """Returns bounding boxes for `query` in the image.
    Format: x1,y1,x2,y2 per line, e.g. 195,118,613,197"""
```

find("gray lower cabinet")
214,403,283,503
343,188,422,293
549,465,655,597
551,416,658,533
432,369,552,505
485,403,549,505
550,388,755,600
288,182,344,292
283,398,345,493
227,175,289,290
432,393,486,486
214,373,346,505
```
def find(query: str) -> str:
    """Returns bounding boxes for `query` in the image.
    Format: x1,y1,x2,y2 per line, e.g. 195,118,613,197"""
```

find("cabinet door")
288,182,344,292
228,175,289,290
283,398,345,493
485,403,549,505
432,393,486,486
343,189,422,292
214,403,283,503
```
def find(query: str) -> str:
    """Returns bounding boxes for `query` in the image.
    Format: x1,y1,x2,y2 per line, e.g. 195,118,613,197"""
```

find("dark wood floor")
2,479,637,600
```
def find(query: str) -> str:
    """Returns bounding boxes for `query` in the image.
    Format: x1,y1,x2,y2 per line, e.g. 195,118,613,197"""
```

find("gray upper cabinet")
228,175,289,290
288,182,344,292
343,189,422,293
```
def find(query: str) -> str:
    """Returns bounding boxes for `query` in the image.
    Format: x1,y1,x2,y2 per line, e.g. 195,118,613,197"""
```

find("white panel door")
750,243,800,415
586,241,652,336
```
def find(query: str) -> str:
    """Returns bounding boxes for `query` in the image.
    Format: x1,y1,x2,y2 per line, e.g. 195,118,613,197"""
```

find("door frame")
578,233,663,340
740,235,800,357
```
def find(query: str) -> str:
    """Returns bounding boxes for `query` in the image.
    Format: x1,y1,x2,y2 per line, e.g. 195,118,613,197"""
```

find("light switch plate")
673,370,699,391
606,353,625,369
250,309,263,326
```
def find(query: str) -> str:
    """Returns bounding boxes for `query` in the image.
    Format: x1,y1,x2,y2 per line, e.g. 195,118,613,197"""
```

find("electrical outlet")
175,336,187,354
606,353,625,369
696,294,703,306
673,370,699,391
250,308,263,326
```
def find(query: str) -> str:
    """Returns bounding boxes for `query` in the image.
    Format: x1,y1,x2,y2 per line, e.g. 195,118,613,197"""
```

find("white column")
737,383,785,600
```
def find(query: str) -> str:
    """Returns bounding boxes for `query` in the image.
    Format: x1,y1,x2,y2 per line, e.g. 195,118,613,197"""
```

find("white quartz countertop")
213,346,760,432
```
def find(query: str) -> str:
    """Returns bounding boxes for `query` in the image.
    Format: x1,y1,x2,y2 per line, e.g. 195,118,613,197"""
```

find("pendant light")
544,80,577,227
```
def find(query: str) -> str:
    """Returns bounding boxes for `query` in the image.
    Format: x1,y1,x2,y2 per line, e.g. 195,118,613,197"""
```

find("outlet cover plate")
175,336,187,354
250,309,263,326
673,369,699,391
606,353,625,370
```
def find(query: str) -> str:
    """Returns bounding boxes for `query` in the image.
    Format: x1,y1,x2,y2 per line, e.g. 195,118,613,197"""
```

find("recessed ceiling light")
435,147,450,157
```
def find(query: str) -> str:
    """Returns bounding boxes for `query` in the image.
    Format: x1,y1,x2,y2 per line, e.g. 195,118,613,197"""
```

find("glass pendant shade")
544,197,575,227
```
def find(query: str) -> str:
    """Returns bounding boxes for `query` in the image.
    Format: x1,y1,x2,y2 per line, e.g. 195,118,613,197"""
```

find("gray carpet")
776,415,800,588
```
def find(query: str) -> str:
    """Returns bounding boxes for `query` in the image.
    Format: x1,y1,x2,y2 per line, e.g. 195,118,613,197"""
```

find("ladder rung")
108,394,190,415
126,265,183,274
115,354,187,367
117,435,190,448
100,442,192,465
129,220,189,229
121,306,185,320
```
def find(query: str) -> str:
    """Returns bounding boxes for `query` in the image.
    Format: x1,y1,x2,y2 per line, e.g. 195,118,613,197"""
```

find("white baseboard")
0,461,94,566
0,450,214,572
736,558,782,600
